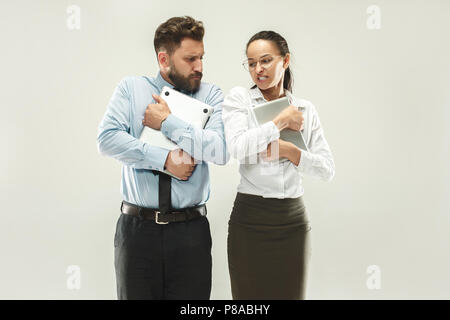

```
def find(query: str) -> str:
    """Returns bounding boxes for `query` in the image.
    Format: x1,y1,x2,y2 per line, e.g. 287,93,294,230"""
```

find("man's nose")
193,59,203,73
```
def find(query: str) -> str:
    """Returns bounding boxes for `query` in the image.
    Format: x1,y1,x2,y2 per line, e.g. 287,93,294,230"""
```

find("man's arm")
96,77,170,172
159,86,230,165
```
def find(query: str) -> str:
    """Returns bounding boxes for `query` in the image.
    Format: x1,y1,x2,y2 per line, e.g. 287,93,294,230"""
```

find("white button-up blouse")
222,86,335,199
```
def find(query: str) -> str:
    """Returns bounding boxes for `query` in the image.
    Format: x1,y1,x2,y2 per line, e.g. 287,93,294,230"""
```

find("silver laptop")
139,86,214,179
252,97,308,151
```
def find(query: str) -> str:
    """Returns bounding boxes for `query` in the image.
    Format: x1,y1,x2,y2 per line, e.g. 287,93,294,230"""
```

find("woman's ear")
283,53,291,69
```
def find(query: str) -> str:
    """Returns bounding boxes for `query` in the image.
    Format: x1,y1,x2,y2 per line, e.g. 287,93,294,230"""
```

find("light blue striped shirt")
97,72,229,209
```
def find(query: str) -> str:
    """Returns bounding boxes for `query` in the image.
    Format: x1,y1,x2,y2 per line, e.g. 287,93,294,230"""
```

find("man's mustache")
190,72,203,79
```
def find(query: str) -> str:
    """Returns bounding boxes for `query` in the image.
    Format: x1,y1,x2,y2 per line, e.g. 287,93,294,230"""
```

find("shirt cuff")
160,114,191,144
262,121,280,143
295,149,313,173
142,144,170,172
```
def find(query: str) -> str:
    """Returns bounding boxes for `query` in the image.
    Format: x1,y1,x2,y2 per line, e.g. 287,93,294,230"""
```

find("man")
97,16,229,300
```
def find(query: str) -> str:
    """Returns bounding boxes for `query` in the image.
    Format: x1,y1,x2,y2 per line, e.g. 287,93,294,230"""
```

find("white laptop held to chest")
139,86,214,178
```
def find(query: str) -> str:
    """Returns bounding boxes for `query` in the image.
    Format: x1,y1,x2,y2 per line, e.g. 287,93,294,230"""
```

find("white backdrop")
0,0,449,299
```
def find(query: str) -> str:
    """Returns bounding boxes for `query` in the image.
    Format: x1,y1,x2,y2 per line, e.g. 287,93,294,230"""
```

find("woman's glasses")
242,55,283,72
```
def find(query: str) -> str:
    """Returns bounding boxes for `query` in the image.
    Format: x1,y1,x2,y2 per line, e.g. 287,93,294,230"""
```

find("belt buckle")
155,211,168,225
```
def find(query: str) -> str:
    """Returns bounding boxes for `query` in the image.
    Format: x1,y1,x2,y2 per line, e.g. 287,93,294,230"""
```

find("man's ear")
157,51,170,69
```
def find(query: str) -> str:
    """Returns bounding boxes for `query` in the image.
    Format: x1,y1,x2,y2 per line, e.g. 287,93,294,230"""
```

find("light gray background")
1,0,449,299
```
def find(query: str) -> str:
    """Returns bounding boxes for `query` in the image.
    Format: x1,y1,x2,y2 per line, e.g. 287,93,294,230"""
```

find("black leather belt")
121,201,207,224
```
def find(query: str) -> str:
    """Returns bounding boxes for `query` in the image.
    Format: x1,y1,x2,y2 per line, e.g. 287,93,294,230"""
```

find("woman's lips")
257,76,268,82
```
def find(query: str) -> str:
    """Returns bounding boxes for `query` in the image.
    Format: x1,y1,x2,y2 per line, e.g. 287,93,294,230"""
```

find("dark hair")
154,16,204,56
246,30,293,92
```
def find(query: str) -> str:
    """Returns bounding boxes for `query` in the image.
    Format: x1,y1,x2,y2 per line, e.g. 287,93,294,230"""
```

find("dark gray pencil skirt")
227,192,312,300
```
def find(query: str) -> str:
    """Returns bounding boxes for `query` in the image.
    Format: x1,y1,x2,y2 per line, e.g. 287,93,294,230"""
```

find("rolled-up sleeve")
96,78,170,171
295,102,335,181
222,87,280,162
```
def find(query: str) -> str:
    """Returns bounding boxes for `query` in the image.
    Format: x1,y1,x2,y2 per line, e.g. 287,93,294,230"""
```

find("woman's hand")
272,106,304,131
262,139,281,162
262,139,301,165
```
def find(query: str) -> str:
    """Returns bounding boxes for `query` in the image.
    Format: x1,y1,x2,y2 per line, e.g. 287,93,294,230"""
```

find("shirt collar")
249,86,305,109
155,71,197,97
155,71,174,91
249,86,264,100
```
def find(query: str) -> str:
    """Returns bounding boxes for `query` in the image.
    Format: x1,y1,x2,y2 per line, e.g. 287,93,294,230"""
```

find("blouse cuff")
295,149,313,173
261,121,280,143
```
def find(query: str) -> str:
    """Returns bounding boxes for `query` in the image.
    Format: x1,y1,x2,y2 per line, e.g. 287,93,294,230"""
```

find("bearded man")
97,16,229,300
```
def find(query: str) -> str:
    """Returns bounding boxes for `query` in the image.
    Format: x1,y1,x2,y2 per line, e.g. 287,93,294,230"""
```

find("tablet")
252,97,308,151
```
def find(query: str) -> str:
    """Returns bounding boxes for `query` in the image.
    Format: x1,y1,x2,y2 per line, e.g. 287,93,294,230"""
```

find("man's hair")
154,16,204,56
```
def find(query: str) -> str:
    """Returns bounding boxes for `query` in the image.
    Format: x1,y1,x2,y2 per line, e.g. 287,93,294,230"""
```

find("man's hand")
272,105,304,131
164,149,196,181
142,94,171,130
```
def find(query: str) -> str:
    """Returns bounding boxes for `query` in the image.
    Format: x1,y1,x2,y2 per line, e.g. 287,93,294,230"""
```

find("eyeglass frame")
242,54,284,72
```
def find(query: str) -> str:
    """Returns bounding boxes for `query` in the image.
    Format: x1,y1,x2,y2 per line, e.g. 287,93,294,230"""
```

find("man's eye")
249,62,256,68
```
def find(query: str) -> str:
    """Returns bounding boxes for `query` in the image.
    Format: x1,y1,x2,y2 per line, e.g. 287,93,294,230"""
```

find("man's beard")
168,63,202,94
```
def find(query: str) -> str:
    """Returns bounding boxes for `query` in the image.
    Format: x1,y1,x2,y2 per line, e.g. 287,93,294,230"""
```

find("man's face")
167,38,204,94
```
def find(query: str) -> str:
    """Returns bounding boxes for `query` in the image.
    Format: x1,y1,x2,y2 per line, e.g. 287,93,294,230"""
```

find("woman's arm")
222,87,280,162
263,139,301,165
294,103,335,181
263,103,335,182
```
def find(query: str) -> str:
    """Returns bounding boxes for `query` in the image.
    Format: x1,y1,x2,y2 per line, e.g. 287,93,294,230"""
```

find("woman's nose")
255,62,264,73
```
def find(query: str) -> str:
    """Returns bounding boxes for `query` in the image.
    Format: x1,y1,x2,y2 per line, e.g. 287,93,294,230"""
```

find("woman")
222,31,335,300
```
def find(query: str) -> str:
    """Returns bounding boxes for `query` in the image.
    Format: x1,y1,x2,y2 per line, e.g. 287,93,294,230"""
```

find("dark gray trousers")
114,213,212,300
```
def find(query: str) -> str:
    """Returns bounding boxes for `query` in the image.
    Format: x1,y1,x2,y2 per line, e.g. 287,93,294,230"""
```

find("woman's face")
246,39,290,91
